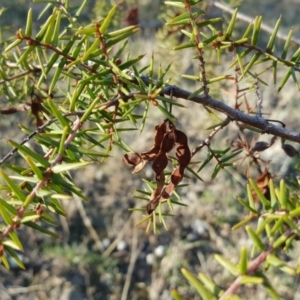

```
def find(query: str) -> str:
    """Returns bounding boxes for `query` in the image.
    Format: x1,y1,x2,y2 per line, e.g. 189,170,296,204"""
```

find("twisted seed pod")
122,152,142,166
122,121,167,172
152,127,176,178
147,130,191,214
122,121,191,215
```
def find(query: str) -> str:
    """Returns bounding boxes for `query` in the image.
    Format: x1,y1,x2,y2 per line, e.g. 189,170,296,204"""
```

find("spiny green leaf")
4,246,25,269
225,8,238,39
43,8,57,44
25,8,33,37
186,166,203,182
242,22,254,39
278,67,292,92
240,53,261,79
166,12,191,25
266,17,281,52
246,225,266,251
25,156,43,180
198,273,222,297
266,254,296,275
211,164,221,179
281,29,293,59
238,195,258,214
240,275,263,284
289,206,300,217
20,214,41,223
246,184,256,211
171,290,184,300
198,34,219,48
251,16,262,46
0,169,26,202
7,140,50,168
197,18,223,29
3,239,23,251
81,38,100,62
100,5,117,34
239,246,248,275
232,215,254,230
157,104,176,123
214,254,239,276
0,199,13,225
9,231,23,251
24,221,59,238
52,161,91,174
181,268,216,300
249,179,270,210
173,41,196,50
1,255,10,269
279,179,288,209
48,58,68,94
164,1,185,8
257,271,281,300
4,38,22,53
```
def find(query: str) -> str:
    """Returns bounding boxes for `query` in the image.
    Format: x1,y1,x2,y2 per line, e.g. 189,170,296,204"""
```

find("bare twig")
255,75,263,118
74,195,104,252
161,83,300,143
120,227,140,300
2,76,300,168
192,117,231,156
185,0,209,96
0,68,40,85
102,215,133,258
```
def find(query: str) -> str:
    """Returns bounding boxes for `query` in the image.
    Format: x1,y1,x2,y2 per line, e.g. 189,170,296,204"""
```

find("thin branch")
2,77,300,167
160,82,300,143
120,227,140,300
74,195,105,252
0,96,120,166
192,117,231,156
219,222,298,299
0,68,40,85
234,42,300,73
212,1,300,45
0,118,82,240
255,75,263,118
219,248,273,300
185,0,209,96
23,37,97,74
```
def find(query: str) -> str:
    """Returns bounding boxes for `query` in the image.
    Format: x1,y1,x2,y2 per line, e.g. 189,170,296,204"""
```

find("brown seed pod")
122,121,169,172
170,168,183,186
146,197,159,214
122,120,192,215
146,129,191,214
150,173,165,200
140,121,168,160
282,144,299,157
154,121,167,148
160,128,176,153
250,141,270,153
256,168,271,189
152,152,168,178
122,152,142,166
252,168,272,201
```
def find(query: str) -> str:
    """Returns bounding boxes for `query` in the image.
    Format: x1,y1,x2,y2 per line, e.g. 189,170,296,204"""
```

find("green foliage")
0,0,300,299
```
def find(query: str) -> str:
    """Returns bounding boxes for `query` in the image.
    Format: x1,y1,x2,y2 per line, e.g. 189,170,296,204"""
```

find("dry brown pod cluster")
122,120,191,214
